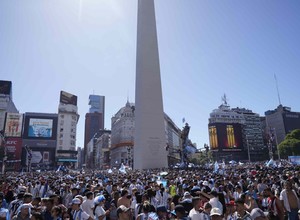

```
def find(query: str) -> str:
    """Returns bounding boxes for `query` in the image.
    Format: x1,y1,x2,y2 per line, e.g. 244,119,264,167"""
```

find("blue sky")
1,0,300,149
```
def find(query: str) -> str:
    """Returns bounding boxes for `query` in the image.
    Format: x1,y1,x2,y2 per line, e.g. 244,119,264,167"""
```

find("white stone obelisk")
134,0,168,170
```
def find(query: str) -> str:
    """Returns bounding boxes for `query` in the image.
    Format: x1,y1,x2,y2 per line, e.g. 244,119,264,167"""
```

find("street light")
0,132,7,175
246,136,251,163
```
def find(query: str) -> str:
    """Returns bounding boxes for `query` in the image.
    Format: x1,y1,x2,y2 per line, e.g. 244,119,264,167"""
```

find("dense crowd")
0,160,299,220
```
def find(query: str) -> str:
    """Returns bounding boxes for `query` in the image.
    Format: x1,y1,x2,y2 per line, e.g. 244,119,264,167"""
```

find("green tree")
278,129,300,158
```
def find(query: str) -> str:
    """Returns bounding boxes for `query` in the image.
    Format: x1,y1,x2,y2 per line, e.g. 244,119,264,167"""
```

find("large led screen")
209,123,243,151
28,118,53,138
4,113,23,137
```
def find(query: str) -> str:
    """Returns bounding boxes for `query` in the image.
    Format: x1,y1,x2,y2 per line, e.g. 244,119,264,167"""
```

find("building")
22,112,58,170
0,81,22,172
110,101,182,168
265,105,300,144
208,96,267,162
84,95,105,164
164,114,181,166
0,80,18,132
232,107,266,161
56,91,79,167
110,101,135,168
94,130,111,169
86,129,111,169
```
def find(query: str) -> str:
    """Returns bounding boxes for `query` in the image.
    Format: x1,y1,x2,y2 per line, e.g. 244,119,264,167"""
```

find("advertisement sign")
4,138,22,171
43,151,49,162
60,91,77,106
4,113,23,137
288,156,300,165
209,123,243,151
28,118,53,138
0,80,12,95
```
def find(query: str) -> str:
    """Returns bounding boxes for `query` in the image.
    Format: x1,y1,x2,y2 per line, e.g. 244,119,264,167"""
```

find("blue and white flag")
119,163,126,174
214,161,219,173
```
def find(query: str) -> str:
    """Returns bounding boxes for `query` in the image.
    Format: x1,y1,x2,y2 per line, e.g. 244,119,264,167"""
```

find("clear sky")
1,0,300,149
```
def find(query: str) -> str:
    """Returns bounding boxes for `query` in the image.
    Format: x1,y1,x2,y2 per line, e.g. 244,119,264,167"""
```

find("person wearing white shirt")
81,192,94,219
189,197,202,220
209,191,223,215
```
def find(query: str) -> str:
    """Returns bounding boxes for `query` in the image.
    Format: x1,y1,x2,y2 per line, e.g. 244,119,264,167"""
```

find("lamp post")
246,136,251,163
0,132,7,175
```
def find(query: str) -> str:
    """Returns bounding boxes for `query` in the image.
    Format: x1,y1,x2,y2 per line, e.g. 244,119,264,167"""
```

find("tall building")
84,95,105,164
265,105,300,143
0,80,18,132
232,107,265,161
208,96,267,162
111,101,135,168
0,81,21,172
56,91,79,167
134,0,168,169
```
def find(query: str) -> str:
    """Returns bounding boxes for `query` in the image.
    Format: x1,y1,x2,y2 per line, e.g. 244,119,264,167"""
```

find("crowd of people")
0,160,299,220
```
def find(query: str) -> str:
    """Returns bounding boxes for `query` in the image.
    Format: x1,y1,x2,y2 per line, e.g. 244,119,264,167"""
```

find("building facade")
84,95,105,164
265,105,300,144
56,91,79,167
0,80,18,132
208,97,267,162
110,101,135,168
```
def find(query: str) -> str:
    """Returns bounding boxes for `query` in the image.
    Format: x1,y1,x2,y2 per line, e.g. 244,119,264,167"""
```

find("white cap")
210,208,222,216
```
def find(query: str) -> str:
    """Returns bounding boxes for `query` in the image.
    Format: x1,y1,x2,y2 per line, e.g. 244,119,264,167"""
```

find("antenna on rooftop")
274,74,281,105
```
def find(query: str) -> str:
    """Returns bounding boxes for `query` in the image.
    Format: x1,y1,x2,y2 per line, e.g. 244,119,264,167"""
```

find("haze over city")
1,0,300,149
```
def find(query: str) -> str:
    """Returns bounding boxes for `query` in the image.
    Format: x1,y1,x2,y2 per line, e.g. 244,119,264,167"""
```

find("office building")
56,91,79,167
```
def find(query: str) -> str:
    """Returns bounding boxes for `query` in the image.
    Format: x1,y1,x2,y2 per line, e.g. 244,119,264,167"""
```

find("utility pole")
0,132,7,175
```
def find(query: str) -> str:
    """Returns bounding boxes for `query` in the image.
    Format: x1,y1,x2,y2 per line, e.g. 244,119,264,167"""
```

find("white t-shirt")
81,199,95,219
188,208,202,220
73,209,90,220
95,206,106,220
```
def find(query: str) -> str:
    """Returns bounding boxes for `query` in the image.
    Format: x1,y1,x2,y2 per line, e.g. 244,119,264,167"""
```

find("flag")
182,118,185,123
214,161,219,173
119,163,126,174
56,165,62,173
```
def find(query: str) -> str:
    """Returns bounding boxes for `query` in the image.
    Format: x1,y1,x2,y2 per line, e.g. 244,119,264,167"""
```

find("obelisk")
134,0,168,170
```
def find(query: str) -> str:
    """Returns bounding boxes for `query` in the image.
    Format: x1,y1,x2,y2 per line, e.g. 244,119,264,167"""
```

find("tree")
278,129,300,158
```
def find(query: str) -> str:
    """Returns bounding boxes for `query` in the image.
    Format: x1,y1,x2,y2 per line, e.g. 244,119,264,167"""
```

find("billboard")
23,115,58,140
21,147,55,167
288,156,300,165
0,80,12,95
28,118,53,138
60,91,77,106
209,123,243,151
4,113,23,137
4,138,22,171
